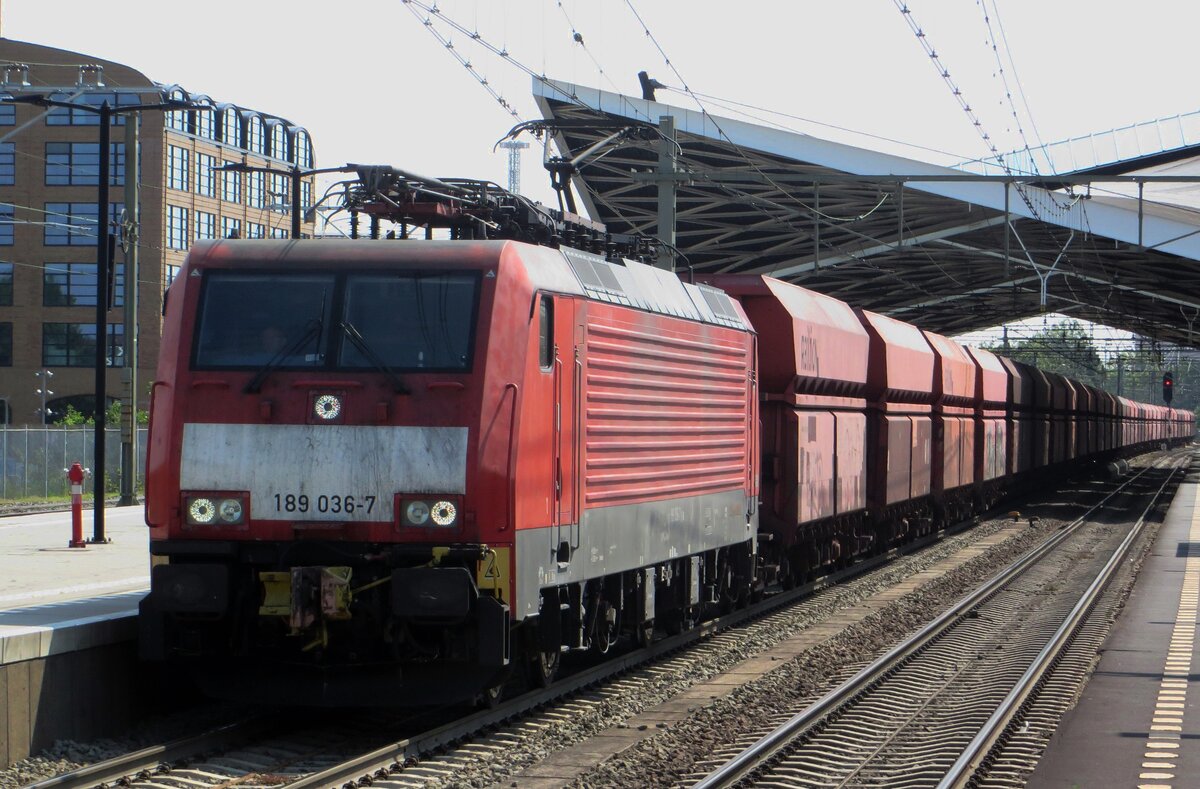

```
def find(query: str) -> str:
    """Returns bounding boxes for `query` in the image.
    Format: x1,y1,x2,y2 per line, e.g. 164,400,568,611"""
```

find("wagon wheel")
530,647,561,688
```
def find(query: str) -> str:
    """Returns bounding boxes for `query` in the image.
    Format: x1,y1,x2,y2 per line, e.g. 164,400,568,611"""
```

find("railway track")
20,452,1184,789
687,450,1187,789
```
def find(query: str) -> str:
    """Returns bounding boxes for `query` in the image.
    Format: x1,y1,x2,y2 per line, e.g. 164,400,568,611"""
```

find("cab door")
551,296,581,556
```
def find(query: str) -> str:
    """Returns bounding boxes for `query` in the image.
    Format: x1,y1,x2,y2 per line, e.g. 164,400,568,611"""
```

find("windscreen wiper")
339,320,410,394
244,318,322,394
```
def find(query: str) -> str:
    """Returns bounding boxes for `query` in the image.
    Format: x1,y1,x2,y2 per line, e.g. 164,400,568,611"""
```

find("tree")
983,320,1109,389
52,400,147,427
981,319,1198,413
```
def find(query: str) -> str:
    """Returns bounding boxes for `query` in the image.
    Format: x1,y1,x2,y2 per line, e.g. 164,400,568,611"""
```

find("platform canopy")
532,79,1200,348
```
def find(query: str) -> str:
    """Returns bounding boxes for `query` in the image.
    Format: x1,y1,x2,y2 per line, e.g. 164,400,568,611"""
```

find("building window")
222,161,242,203
300,180,313,212
46,91,140,125
221,217,241,239
46,142,125,186
43,322,124,367
165,265,181,286
43,263,124,307
167,205,189,250
0,104,13,126
269,172,290,205
166,107,188,132
221,110,242,147
246,116,264,154
247,171,265,208
196,153,216,197
0,262,11,305
269,123,288,161
0,204,12,245
0,322,10,367
247,222,265,239
270,227,288,239
196,211,216,240
167,145,190,191
294,131,312,168
196,109,214,139
0,142,12,185
44,202,123,246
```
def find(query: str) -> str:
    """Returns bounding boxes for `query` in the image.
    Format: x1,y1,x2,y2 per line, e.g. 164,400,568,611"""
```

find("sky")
3,0,1197,346
5,0,1198,208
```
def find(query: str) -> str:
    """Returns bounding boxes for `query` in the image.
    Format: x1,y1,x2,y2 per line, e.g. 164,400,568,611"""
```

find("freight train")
139,172,1194,705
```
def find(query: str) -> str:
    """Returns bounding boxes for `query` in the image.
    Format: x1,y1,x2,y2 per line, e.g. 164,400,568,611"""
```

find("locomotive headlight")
406,500,430,526
313,394,342,421
430,500,457,526
188,497,216,524
218,498,244,524
184,492,248,527
398,495,462,528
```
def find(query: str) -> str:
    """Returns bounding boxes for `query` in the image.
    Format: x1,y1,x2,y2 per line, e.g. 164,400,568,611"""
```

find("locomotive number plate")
272,493,377,516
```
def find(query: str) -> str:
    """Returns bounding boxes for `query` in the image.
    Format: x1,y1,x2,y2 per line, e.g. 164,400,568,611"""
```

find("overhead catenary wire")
975,0,1043,175
400,1,522,122
621,0,886,225
981,0,1051,169
552,0,626,97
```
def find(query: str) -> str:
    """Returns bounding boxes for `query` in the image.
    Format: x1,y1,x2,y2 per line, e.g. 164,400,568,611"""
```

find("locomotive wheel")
530,648,561,688
477,680,506,709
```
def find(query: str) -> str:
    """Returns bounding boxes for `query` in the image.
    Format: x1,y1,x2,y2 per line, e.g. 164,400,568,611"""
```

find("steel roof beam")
745,214,1011,277
932,238,1200,311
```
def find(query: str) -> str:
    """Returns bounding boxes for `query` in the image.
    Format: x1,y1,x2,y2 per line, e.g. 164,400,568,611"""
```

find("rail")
25,718,277,789
691,452,1187,788
938,455,1183,788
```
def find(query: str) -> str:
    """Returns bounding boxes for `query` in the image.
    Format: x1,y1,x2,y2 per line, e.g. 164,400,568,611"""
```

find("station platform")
0,506,154,765
0,506,149,666
1028,449,1200,789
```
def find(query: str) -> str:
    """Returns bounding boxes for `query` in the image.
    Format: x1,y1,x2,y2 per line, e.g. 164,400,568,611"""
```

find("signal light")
1163,371,1174,404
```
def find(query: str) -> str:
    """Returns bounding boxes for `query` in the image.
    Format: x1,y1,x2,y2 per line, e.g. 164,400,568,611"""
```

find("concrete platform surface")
1028,451,1200,789
0,506,149,610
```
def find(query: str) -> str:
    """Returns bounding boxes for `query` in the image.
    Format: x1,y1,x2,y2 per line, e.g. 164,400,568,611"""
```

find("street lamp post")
216,163,356,238
34,369,53,422
3,92,205,543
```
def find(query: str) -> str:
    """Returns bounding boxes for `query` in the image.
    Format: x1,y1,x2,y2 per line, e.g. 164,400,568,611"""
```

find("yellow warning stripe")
1139,487,1198,789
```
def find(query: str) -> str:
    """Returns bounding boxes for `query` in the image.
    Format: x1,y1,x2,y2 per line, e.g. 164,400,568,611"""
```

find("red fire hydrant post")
68,462,87,548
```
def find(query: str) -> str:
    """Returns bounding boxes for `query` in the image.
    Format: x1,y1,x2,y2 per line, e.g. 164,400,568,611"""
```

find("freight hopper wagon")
857,309,937,542
964,347,1009,508
710,276,870,584
139,239,759,705
924,330,979,524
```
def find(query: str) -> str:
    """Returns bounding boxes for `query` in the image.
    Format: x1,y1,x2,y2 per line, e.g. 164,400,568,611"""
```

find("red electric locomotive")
140,180,759,704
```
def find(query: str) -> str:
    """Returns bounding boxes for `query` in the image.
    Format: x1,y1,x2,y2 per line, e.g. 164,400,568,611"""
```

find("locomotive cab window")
193,272,334,368
339,272,478,371
539,295,553,370
191,270,479,372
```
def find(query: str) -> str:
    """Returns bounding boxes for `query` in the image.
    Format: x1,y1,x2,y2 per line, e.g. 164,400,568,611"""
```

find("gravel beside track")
0,703,250,789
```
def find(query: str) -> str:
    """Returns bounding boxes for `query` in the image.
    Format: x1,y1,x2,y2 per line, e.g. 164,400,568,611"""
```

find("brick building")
0,39,317,424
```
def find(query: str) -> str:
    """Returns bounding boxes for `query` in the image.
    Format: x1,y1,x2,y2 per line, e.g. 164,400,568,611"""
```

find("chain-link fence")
0,427,148,499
